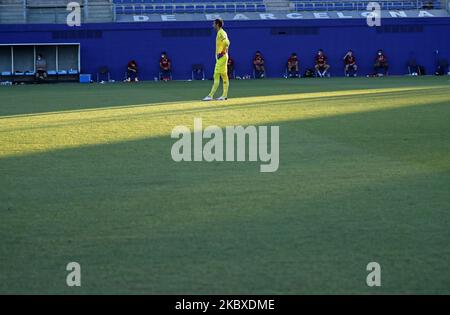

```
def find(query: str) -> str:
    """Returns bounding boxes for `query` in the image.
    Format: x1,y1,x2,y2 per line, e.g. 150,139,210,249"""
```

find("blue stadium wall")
1,18,450,80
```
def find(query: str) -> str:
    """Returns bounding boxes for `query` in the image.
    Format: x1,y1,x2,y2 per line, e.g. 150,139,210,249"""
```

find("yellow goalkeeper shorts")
214,55,228,74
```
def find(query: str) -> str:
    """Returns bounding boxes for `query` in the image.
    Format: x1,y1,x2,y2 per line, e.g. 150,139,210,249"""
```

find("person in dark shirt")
343,50,358,77
287,53,299,78
253,51,265,79
35,54,48,81
374,49,389,76
160,52,171,82
126,60,138,82
315,49,330,78
227,56,235,79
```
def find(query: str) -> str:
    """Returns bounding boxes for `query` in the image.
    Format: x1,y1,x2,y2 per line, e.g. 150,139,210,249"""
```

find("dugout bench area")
0,43,80,84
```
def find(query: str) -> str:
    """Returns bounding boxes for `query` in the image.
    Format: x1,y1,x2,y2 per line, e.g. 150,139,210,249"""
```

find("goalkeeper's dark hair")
214,18,224,28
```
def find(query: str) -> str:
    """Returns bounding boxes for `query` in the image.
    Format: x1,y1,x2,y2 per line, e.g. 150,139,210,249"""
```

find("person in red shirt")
253,51,265,78
287,53,299,78
315,49,330,77
159,52,171,82
343,50,358,77
374,49,389,76
227,56,235,79
125,60,138,82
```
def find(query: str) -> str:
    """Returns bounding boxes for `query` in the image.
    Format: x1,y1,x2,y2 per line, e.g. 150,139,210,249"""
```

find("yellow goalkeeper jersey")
216,28,230,56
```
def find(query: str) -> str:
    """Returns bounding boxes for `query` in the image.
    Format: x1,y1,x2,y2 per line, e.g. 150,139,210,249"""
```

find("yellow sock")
209,72,220,97
221,73,229,98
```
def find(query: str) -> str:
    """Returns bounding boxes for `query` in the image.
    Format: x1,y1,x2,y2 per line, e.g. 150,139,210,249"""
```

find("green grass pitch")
0,77,449,294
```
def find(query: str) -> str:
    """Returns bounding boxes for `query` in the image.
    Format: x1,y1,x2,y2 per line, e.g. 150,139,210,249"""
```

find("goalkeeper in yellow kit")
203,19,230,101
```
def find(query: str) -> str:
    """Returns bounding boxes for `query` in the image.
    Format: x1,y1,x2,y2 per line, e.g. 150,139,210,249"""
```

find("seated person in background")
407,57,421,76
315,49,330,77
227,56,235,79
374,49,389,76
126,60,138,82
159,52,171,82
343,50,358,77
253,51,265,78
35,54,48,81
287,53,299,78
435,58,448,75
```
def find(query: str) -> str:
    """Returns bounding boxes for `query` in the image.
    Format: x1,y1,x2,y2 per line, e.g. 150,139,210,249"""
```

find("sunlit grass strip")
0,86,449,159
0,85,444,120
